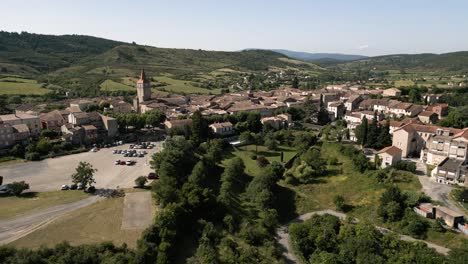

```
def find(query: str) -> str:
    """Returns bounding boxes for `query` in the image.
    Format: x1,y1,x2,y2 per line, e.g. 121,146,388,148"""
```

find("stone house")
382,88,402,97
418,111,439,124
40,110,66,132
376,146,402,168
209,122,234,136
0,113,41,136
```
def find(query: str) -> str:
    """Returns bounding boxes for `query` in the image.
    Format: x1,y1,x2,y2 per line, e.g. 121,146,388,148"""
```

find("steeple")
137,69,149,84
136,69,151,103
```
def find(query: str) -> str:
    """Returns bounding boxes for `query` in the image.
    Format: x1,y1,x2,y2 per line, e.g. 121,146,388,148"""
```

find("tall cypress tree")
356,117,368,146
377,120,392,148
367,112,380,148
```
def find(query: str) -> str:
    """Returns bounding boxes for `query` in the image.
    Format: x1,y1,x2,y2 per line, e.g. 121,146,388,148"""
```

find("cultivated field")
100,79,135,91
0,77,50,95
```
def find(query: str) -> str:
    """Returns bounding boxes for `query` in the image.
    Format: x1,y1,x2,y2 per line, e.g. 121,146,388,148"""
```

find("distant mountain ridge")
270,49,368,62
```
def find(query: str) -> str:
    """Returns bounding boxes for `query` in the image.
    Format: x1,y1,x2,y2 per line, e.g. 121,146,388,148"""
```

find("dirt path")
0,196,102,245
276,209,450,264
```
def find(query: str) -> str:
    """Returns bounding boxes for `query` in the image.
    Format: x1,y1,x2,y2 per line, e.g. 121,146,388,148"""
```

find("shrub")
25,152,40,161
333,195,345,211
256,156,270,168
328,157,339,166
392,161,416,173
135,176,148,188
250,153,257,160
7,181,29,196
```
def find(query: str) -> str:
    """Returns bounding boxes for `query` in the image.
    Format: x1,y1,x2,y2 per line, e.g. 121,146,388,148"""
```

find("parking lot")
0,142,164,192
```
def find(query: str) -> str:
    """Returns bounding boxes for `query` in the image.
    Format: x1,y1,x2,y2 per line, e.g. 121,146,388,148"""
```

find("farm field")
0,77,50,95
100,79,135,91
153,76,222,94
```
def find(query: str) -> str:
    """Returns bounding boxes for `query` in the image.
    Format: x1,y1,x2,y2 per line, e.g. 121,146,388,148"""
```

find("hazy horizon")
2,0,468,56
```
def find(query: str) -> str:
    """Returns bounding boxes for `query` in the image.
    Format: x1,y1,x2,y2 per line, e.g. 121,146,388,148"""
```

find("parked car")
126,160,135,166
61,185,69,190
0,185,11,195
112,150,118,154
77,183,84,190
114,160,121,165
120,160,126,165
123,153,129,157
70,183,77,190
84,186,96,193
147,172,158,179
138,153,144,157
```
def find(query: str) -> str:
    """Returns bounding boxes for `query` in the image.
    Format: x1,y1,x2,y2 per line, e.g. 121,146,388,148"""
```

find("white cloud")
358,44,369,50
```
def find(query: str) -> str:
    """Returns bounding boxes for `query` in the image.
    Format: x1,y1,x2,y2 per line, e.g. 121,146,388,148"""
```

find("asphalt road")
0,142,163,192
0,196,103,245
411,158,465,215
276,209,450,264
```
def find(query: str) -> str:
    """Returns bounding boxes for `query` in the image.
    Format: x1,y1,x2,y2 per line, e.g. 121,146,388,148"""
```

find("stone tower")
136,69,151,103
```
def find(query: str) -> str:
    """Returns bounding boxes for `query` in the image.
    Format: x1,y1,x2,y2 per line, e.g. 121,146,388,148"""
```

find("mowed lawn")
233,144,297,176
0,191,90,220
100,79,135,92
10,191,155,249
0,77,50,95
154,76,222,94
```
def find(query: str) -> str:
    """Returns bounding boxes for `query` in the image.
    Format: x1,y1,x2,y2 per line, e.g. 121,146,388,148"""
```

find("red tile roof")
377,146,402,156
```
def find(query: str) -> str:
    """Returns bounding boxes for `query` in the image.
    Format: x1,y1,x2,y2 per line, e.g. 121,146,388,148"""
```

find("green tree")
191,110,210,145
366,113,380,147
333,195,345,211
36,138,51,155
355,116,368,146
145,109,166,127
408,89,421,103
377,120,392,148
135,176,148,188
292,76,299,88
317,107,330,125
71,161,97,187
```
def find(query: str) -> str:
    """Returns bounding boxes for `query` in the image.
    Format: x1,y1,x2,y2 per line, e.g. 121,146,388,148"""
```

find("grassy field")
281,142,467,249
283,142,421,221
394,80,415,87
0,77,50,95
100,79,135,91
10,190,154,249
154,76,222,95
0,191,90,220
233,144,297,176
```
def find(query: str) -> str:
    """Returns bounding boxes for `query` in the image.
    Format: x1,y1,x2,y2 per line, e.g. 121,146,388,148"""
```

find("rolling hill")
336,52,468,74
0,31,323,96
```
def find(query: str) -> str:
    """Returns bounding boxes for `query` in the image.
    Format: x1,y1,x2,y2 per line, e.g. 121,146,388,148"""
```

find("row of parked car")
114,160,137,166
113,149,148,158
60,183,95,193
130,142,155,149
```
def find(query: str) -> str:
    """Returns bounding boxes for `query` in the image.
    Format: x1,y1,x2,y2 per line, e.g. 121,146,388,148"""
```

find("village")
0,69,467,248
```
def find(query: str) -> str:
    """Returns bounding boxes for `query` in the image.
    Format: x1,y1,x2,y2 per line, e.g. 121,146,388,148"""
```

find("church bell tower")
136,69,151,103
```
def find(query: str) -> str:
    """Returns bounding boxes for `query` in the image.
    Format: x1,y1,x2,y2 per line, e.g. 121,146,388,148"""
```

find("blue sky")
1,0,467,56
